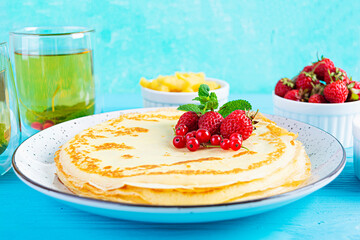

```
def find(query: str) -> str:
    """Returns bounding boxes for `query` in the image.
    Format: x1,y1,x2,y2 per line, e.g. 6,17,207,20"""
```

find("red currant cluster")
31,120,54,131
173,124,243,152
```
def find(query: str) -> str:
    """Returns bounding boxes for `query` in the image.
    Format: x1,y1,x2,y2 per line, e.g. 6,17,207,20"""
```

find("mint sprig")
218,99,252,118
177,84,252,117
198,84,210,98
177,104,202,113
192,84,219,113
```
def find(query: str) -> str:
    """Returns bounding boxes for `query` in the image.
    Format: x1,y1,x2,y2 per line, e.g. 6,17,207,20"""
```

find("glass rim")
0,42,7,46
10,26,95,36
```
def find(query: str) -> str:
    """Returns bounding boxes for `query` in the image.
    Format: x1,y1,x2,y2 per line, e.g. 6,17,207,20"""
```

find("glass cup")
0,42,21,175
10,27,96,140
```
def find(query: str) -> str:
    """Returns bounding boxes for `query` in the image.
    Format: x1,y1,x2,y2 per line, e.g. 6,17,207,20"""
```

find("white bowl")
141,78,229,108
273,93,360,148
353,116,360,180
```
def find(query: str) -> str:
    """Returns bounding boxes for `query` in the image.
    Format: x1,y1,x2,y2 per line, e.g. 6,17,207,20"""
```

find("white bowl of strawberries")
273,57,360,148
172,84,255,152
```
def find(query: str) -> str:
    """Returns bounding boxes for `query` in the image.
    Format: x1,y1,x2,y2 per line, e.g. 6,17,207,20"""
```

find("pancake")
55,109,311,205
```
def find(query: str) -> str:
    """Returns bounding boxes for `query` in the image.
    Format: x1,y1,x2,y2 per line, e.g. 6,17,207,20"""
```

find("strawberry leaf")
352,93,359,101
218,100,252,118
177,104,202,113
348,82,355,89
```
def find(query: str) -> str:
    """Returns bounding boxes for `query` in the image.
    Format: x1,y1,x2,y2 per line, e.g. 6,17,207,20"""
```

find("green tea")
0,70,9,154
0,123,9,154
14,50,95,130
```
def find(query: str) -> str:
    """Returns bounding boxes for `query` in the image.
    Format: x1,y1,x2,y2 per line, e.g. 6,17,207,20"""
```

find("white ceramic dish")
141,78,229,108
12,108,346,223
353,116,360,180
273,93,360,148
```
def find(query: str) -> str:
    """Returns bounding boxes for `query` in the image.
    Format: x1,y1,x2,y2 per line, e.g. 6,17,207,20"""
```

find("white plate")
12,108,346,223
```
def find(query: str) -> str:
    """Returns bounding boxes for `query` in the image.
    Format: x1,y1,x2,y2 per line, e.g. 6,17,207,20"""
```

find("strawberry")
302,65,314,73
175,111,199,131
220,110,254,140
275,78,294,97
198,111,224,135
296,72,319,91
308,94,327,103
324,67,349,84
313,57,335,80
347,81,360,101
323,80,349,103
284,89,302,101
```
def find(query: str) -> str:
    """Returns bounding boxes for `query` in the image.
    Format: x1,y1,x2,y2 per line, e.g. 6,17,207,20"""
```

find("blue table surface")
1,94,359,240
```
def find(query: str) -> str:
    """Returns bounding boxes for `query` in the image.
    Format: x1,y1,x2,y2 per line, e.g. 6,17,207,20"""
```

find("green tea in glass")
0,42,21,175
0,70,10,155
10,27,96,140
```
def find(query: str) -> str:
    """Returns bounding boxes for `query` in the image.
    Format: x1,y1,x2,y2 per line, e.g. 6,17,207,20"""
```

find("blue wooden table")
1,94,359,239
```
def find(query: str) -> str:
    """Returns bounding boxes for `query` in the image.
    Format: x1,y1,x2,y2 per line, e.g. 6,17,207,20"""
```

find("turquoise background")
1,0,359,95
1,2,360,238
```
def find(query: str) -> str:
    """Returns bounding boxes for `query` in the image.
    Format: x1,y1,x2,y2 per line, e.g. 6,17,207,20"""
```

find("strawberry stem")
328,69,334,83
250,109,259,122
309,61,322,75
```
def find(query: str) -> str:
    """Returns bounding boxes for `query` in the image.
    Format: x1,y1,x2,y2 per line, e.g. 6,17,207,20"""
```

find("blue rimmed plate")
12,108,346,223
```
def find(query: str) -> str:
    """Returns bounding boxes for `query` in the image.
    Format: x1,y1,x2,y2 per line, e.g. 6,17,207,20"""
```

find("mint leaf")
205,92,218,110
218,100,252,118
177,104,201,113
209,92,217,102
198,84,210,98
177,84,220,114
24,101,95,125
199,104,205,110
193,96,209,105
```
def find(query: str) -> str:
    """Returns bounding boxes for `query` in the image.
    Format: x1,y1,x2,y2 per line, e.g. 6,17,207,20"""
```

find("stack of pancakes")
55,109,311,205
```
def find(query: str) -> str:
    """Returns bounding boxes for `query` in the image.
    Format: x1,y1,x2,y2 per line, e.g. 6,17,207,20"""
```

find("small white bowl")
273,93,360,148
353,116,360,180
141,78,229,108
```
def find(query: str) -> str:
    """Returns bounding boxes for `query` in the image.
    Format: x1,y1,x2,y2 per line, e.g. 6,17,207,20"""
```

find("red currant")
185,131,196,141
31,122,43,131
173,135,186,148
44,120,54,125
175,124,188,136
220,139,230,150
186,137,200,151
43,122,54,129
230,139,242,151
210,134,222,145
229,133,242,141
195,129,211,143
